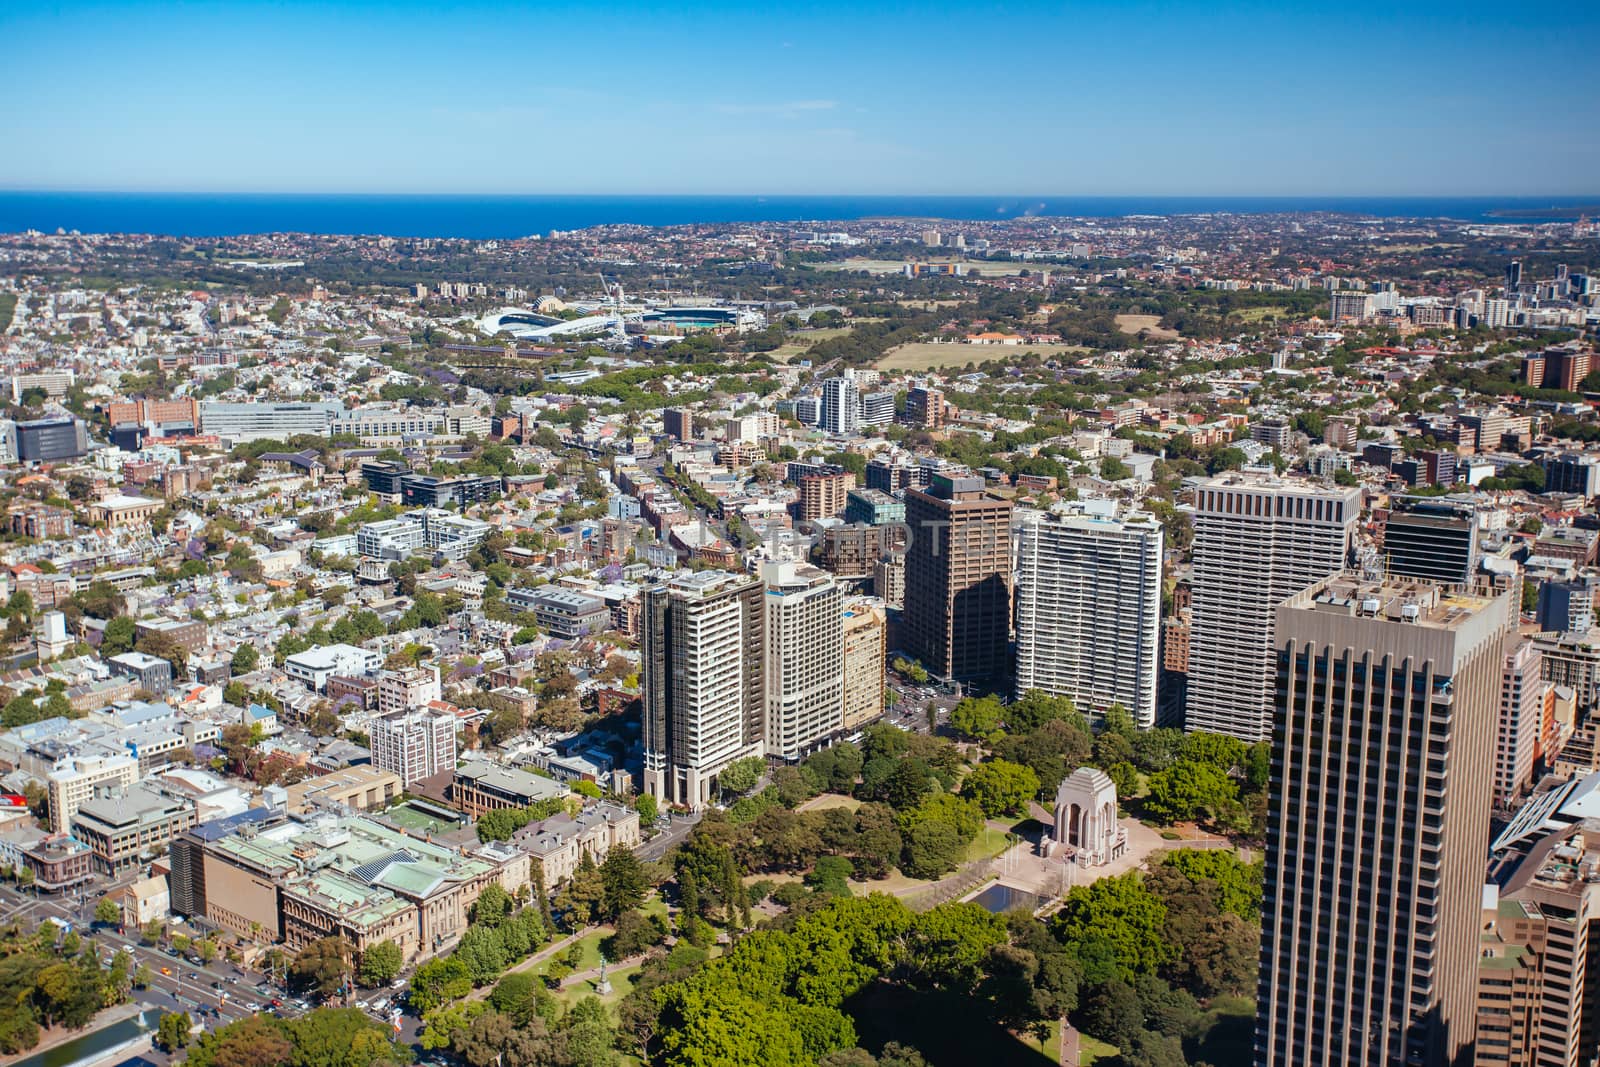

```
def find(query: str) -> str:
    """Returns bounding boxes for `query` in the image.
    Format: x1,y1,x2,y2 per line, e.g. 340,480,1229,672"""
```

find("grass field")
1114,313,1180,340
798,792,861,813
383,802,460,836
1077,1034,1120,1064
963,826,1014,864
0,293,16,333
878,341,1088,371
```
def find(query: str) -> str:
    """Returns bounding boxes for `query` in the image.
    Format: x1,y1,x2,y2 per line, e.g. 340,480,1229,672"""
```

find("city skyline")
3,0,1598,197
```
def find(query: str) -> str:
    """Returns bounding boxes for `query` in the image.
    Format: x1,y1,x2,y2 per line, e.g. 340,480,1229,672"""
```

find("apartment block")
761,561,844,761
368,709,457,785
842,599,887,731
1014,504,1164,728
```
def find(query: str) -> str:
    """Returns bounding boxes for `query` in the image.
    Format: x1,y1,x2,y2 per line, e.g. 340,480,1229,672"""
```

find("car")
269,998,282,1008
160,967,171,976
188,971,200,980
211,981,222,989
246,1002,261,1012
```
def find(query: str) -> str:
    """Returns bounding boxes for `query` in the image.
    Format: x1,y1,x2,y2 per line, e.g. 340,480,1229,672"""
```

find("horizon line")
2,188,1599,201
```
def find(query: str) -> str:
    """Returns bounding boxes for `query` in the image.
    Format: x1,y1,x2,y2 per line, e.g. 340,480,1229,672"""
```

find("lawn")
798,792,861,813
1113,313,1179,340
963,826,1015,863
877,341,1087,371
1077,1034,1120,1065
0,293,15,333
382,802,460,836
555,961,642,1010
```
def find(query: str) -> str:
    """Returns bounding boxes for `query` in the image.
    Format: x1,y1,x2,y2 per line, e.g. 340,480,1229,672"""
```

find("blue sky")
3,0,1596,195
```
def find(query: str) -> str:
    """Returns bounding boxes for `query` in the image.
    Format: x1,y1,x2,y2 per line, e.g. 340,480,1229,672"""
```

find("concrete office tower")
1014,504,1164,728
820,375,859,435
842,600,887,730
1186,474,1360,741
642,570,765,808
1383,496,1480,585
903,473,1012,681
761,561,843,761
1258,575,1512,1067
1496,639,1544,808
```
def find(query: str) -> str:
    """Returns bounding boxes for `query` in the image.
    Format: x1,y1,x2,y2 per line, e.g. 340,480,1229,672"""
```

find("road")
0,881,427,1059
636,811,701,863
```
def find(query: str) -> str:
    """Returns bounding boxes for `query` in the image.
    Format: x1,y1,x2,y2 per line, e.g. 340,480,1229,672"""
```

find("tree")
94,898,122,926
633,792,659,825
231,644,260,674
1177,731,1246,774
409,956,472,1013
1101,702,1136,738
455,926,509,986
156,1011,193,1052
950,695,1005,744
290,937,353,1000
1055,872,1176,981
962,759,1040,817
1077,978,1142,1049
600,847,648,920
358,941,402,987
562,852,608,927
1144,760,1238,825
470,883,512,927
717,756,765,797
101,615,136,656
901,819,963,879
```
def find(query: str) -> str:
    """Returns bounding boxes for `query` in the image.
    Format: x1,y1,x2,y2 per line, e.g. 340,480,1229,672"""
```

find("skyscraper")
859,390,895,429
642,570,765,808
1014,504,1164,727
1258,574,1512,1067
819,375,859,435
1495,639,1544,808
760,561,843,761
1186,473,1360,741
842,599,887,731
902,473,1012,681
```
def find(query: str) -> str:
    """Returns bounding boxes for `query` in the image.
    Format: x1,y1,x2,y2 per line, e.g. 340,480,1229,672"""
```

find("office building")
1537,578,1595,635
902,473,1012,681
839,488,896,526
506,587,610,639
107,651,172,695
450,760,568,818
1496,640,1544,808
873,555,904,608
819,375,859,435
369,709,457,785
1542,453,1600,498
859,391,895,429
71,782,197,876
842,600,887,731
199,401,342,443
400,474,500,509
45,753,140,832
1014,505,1164,728
1258,575,1511,1067
760,561,844,761
642,570,765,808
1186,474,1359,741
1383,496,1479,585
360,460,411,496
283,643,382,691
15,418,88,463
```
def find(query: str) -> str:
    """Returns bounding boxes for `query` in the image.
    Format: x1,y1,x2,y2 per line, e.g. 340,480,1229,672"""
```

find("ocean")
0,192,1595,239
